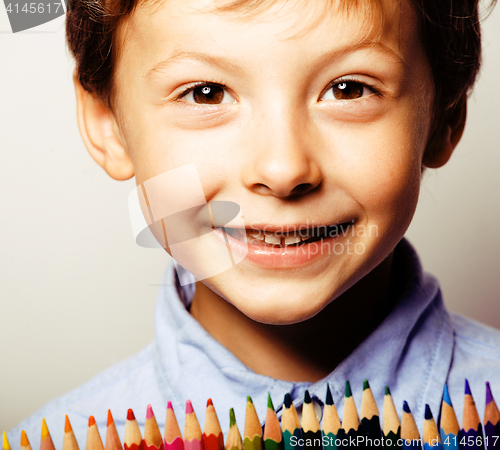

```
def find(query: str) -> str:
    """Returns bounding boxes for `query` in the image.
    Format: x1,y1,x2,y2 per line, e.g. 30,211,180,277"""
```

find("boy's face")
112,0,435,324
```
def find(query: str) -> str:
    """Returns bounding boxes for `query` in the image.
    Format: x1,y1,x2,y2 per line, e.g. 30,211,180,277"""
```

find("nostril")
291,182,318,196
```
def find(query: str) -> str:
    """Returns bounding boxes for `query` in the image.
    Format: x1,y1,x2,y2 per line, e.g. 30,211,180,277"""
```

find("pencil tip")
167,400,173,410
465,379,472,396
65,416,72,433
20,431,29,447
284,393,292,409
229,408,236,427
326,384,334,406
403,401,411,414
147,404,154,419
385,386,391,396
41,419,50,440
107,410,114,427
89,416,96,427
345,381,352,398
127,409,136,421
207,398,213,407
486,382,494,404
186,400,194,414
363,380,370,391
267,393,274,410
304,390,312,404
424,404,433,420
247,396,253,405
2,432,10,450
443,384,452,406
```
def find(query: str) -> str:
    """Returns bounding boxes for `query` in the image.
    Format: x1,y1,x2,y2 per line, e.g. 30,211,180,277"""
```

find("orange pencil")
41,419,56,450
86,416,104,450
185,400,204,450
105,410,123,450
20,430,33,450
3,432,11,450
165,401,184,450
64,416,81,450
145,405,165,450
125,409,144,450
203,399,224,450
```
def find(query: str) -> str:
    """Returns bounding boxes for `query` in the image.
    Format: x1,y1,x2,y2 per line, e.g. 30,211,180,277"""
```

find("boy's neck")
189,253,398,382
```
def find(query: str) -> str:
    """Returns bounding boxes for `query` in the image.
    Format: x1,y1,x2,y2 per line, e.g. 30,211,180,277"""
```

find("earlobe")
423,100,467,169
74,73,135,180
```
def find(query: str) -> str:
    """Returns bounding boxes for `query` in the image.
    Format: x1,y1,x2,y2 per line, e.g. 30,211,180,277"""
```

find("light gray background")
1,4,499,432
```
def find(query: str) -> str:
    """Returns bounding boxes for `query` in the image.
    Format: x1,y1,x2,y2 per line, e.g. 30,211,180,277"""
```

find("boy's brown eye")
192,84,225,104
332,81,364,100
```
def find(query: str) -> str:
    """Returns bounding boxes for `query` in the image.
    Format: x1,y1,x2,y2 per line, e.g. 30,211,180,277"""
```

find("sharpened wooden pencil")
338,381,363,450
145,405,165,450
86,416,104,450
423,405,442,450
165,401,184,450
125,409,143,450
484,382,500,450
244,396,263,450
401,402,420,450
41,419,56,450
302,390,322,450
105,410,123,450
264,394,283,450
3,432,11,450
282,394,302,450
63,416,80,450
322,384,341,450
382,387,401,450
440,385,459,450
185,400,204,450
20,430,33,450
226,409,244,450
361,380,382,450
462,380,483,450
203,399,224,450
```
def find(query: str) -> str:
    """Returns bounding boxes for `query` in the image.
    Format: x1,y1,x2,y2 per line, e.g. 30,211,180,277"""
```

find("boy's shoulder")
451,312,500,357
8,342,164,449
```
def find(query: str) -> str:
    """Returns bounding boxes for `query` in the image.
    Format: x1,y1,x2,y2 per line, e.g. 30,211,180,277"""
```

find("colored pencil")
86,416,104,450
3,432,11,450
185,400,204,450
244,396,263,450
361,380,382,450
105,410,123,450
165,401,184,450
484,382,500,450
145,405,165,450
401,402,421,450
338,381,363,450
462,380,483,450
125,409,143,450
21,430,33,450
382,387,401,450
41,418,56,450
226,409,244,450
63,416,81,450
264,394,283,450
322,385,341,450
282,393,302,450
203,399,224,450
440,385,459,450
302,390,322,449
423,405,442,450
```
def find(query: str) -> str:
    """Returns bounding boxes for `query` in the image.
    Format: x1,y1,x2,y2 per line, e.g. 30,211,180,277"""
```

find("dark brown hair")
66,0,496,141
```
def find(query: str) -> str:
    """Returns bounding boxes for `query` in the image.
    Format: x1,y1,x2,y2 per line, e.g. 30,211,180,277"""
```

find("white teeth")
299,233,312,241
264,234,281,245
250,232,265,240
284,235,301,245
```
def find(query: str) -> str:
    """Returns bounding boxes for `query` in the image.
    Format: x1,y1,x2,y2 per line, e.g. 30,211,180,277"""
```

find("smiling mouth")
222,223,353,247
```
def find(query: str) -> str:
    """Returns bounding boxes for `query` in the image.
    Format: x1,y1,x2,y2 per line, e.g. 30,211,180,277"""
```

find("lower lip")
213,228,347,269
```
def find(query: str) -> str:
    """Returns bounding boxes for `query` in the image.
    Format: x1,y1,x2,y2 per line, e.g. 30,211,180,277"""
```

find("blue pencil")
461,380,483,450
401,401,421,450
423,405,443,450
484,382,500,450
440,385,460,450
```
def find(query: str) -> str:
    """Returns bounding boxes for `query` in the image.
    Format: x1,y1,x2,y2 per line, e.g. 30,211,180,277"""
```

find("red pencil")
203,399,224,450
86,416,104,450
165,401,185,450
145,405,165,450
125,409,144,450
185,401,204,450
105,410,123,450
63,416,80,450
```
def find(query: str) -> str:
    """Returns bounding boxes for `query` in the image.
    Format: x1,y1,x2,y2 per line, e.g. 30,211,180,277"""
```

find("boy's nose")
243,111,323,198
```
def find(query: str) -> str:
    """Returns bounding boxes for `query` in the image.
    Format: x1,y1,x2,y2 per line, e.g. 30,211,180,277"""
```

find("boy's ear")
74,73,134,180
422,99,467,169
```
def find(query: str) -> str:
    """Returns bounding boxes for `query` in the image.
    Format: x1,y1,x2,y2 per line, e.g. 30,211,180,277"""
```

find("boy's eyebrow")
144,42,405,80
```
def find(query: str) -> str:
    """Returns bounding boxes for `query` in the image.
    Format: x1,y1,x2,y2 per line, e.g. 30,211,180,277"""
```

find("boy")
9,0,500,444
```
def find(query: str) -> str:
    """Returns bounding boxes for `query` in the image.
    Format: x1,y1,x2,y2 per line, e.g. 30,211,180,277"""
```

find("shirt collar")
152,238,454,431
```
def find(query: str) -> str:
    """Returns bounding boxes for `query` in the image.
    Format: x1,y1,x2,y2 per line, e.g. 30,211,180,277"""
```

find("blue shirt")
8,239,500,449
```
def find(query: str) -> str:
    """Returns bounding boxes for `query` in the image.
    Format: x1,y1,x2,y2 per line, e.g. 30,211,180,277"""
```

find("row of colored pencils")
3,380,499,450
